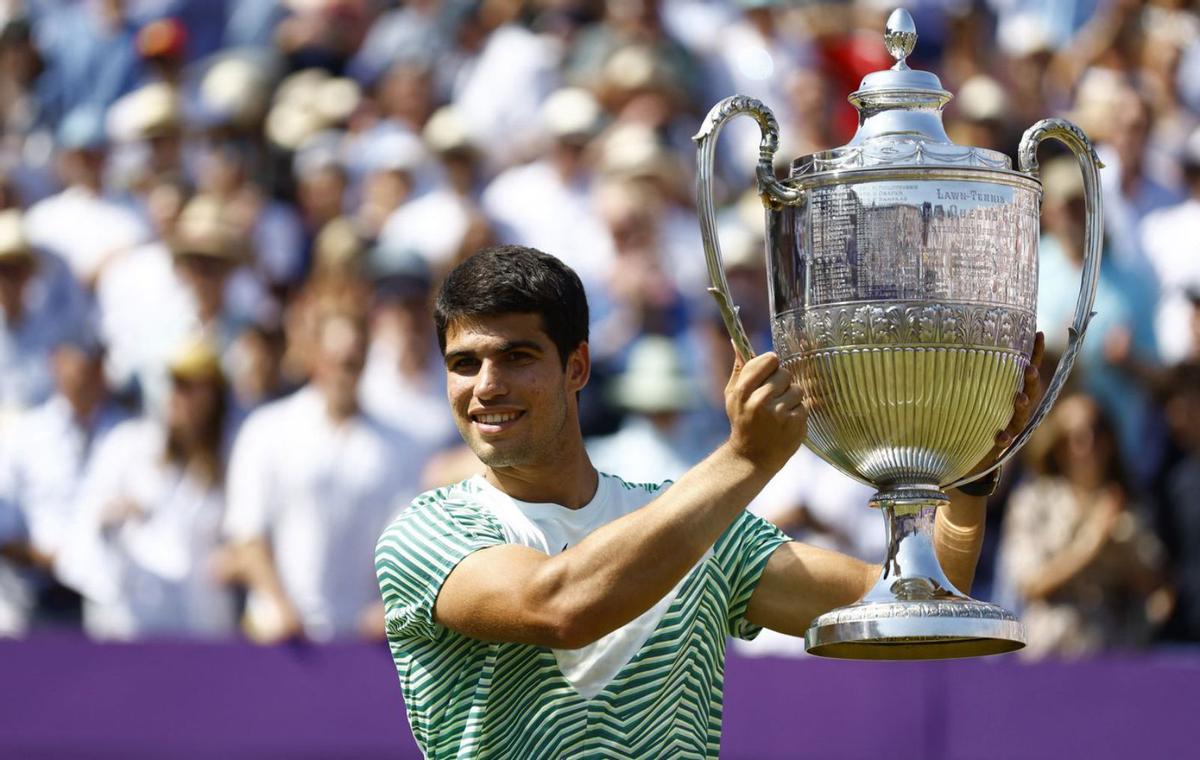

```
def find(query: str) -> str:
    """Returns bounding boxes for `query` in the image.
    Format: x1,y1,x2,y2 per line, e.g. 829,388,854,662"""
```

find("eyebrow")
444,340,545,364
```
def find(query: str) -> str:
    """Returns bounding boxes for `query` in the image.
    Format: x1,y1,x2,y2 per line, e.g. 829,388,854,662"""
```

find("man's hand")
965,332,1046,479
724,351,807,472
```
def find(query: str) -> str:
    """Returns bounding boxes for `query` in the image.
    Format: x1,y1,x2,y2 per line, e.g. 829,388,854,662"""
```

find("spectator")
1036,156,1161,483
55,336,238,641
0,329,128,635
360,246,457,451
223,283,424,643
97,190,260,414
1155,361,1200,643
0,208,88,422
1139,126,1200,366
33,0,141,125
481,87,616,291
588,334,714,483
23,107,149,286
996,394,1169,660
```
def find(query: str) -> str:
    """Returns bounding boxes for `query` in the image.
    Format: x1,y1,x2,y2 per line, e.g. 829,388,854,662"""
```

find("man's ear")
566,342,591,393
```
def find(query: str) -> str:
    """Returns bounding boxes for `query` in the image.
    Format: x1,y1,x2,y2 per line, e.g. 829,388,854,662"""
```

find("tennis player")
377,246,1041,758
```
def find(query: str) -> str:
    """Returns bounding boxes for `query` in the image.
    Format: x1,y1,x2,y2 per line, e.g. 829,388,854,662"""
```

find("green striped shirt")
376,474,789,759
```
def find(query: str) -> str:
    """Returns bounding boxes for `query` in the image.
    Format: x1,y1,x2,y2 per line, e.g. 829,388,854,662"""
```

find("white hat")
610,336,700,413
423,105,476,155
956,75,1008,123
0,209,32,261
541,87,604,141
108,82,182,142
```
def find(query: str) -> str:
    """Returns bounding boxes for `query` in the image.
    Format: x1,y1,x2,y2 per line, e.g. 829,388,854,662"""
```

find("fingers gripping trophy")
694,9,1103,659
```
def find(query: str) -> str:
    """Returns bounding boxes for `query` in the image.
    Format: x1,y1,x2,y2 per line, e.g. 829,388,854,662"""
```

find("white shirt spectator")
0,395,127,635
55,418,237,640
224,386,425,642
482,160,615,288
452,23,559,170
95,241,261,413
1139,197,1200,364
24,186,149,282
360,341,457,451
0,395,128,559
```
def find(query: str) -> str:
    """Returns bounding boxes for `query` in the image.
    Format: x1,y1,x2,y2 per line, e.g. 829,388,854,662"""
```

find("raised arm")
431,352,807,649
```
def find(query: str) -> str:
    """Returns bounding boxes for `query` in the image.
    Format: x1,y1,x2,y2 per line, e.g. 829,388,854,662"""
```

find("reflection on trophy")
695,8,1103,659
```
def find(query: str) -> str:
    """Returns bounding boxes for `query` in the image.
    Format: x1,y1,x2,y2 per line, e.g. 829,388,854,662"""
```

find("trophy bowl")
694,9,1103,659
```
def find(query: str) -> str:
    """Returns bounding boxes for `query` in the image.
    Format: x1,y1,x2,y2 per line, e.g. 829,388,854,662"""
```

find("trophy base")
804,596,1025,660
804,492,1026,660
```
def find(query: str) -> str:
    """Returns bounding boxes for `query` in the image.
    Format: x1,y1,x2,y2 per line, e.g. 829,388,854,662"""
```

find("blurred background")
0,0,1198,757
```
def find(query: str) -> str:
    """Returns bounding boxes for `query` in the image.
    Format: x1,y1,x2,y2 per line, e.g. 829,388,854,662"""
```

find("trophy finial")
884,8,917,70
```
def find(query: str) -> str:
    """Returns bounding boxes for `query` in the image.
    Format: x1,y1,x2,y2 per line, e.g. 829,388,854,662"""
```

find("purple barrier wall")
2,634,1197,759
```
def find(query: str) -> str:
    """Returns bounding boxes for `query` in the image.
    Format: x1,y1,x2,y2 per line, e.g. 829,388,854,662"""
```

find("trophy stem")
804,487,1026,660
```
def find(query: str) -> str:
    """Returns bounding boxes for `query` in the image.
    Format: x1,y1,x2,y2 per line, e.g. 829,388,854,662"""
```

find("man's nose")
475,359,507,399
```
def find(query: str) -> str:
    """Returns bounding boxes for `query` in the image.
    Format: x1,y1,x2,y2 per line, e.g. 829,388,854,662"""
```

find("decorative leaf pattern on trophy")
871,305,903,342
771,311,808,360
789,303,1036,352
940,308,967,344
908,304,941,343
847,307,871,344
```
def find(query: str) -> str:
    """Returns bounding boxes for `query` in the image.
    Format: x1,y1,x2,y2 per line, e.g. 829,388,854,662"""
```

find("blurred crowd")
0,0,1198,660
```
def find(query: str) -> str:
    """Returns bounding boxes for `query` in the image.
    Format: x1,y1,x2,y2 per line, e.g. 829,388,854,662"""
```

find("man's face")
443,313,588,469
313,314,368,414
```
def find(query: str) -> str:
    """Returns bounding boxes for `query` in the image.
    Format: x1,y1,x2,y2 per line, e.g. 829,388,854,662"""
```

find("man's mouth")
471,410,524,432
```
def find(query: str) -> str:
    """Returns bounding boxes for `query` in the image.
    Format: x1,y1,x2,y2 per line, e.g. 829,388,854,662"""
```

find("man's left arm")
746,333,1044,636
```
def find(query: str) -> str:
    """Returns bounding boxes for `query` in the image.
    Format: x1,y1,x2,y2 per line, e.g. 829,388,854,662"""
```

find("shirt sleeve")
375,493,506,642
716,511,792,641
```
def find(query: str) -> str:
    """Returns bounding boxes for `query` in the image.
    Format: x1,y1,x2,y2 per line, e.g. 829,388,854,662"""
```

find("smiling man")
376,245,1039,759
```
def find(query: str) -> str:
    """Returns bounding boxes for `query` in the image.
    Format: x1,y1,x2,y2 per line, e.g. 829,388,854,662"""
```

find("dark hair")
434,245,589,367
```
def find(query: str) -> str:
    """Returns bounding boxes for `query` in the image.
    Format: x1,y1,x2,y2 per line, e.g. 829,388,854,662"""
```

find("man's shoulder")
378,479,496,547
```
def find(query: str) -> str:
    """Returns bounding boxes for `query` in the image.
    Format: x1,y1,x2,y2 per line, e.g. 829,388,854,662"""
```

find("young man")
377,245,1040,758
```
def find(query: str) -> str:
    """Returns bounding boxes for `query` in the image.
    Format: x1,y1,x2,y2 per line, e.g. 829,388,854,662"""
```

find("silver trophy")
694,8,1102,659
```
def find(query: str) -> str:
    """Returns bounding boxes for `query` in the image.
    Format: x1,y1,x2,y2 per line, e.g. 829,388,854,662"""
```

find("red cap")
137,18,187,61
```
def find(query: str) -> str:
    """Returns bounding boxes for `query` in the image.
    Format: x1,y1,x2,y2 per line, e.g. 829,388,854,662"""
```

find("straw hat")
598,124,682,187
108,82,183,142
1041,157,1085,205
423,105,477,155
266,68,362,150
167,334,224,382
169,195,246,261
0,209,33,261
541,87,604,142
610,336,700,414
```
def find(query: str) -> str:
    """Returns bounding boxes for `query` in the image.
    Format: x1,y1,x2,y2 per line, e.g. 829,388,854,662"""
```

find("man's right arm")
430,352,806,650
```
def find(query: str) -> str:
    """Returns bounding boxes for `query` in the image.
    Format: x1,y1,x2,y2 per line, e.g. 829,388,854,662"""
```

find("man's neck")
485,451,600,509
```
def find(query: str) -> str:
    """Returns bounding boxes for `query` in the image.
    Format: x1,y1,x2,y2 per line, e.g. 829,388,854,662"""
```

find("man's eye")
450,358,480,372
507,351,535,363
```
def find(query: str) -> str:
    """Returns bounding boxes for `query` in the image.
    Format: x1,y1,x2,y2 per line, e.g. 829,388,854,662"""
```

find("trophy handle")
693,95,801,364
946,118,1104,491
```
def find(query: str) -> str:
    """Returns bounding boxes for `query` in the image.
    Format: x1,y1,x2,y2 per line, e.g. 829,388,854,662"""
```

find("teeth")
478,413,518,424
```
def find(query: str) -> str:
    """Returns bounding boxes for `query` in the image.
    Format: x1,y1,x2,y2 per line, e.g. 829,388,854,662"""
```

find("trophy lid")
794,8,1010,175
